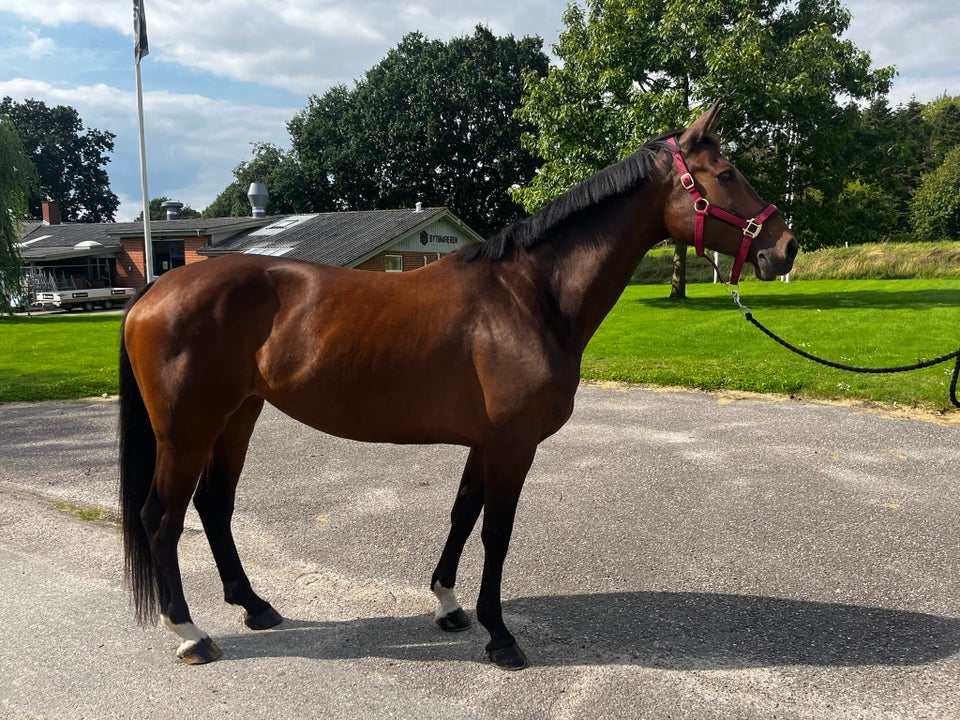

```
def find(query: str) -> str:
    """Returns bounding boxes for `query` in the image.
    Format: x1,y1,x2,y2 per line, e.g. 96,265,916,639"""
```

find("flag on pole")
134,0,149,64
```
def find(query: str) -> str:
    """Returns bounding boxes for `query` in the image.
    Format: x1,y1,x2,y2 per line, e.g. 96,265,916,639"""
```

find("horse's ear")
679,103,721,148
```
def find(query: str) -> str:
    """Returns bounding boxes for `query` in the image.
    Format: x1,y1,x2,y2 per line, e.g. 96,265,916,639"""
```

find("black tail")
118,284,160,625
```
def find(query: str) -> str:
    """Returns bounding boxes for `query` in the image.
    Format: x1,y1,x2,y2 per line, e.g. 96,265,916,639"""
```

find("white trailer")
36,287,136,311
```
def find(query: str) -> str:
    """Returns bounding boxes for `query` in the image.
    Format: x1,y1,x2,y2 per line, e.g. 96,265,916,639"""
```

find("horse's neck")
533,185,668,351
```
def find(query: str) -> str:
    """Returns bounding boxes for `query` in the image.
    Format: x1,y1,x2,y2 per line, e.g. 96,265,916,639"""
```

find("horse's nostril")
786,237,799,259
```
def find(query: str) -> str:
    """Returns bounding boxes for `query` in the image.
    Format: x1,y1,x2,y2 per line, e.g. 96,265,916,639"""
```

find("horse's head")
662,104,798,282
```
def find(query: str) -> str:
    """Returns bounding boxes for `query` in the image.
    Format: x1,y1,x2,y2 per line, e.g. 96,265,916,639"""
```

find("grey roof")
17,208,481,267
200,207,460,266
19,217,261,246
19,223,121,251
103,217,265,237
17,221,43,241
16,217,272,261
18,222,122,261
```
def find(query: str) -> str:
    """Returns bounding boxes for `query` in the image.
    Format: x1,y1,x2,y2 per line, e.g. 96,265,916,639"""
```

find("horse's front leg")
431,447,486,632
474,438,538,670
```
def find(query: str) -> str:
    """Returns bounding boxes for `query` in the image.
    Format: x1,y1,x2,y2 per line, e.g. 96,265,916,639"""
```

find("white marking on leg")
161,614,210,657
432,582,462,620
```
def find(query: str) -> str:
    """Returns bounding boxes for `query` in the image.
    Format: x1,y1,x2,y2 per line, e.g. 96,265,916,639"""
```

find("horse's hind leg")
144,443,221,664
430,447,485,632
193,397,282,630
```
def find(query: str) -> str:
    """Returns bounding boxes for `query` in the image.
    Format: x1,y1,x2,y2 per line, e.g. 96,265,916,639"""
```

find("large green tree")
514,0,893,294
287,26,549,237
0,97,119,223
922,95,960,170
911,145,960,241
847,99,927,238
0,117,37,312
841,94,960,243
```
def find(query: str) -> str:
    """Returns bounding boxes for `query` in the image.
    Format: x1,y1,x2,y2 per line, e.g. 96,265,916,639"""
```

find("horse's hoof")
244,604,283,630
436,608,471,633
486,642,528,671
177,636,222,665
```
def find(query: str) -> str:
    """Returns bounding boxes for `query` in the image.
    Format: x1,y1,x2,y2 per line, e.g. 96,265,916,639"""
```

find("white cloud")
24,30,56,59
844,0,960,103
2,0,956,100
0,0,129,33
131,0,397,94
0,0,558,95
0,78,296,220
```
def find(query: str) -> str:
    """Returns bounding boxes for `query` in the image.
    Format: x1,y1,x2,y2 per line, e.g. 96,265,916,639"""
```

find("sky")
1,0,958,222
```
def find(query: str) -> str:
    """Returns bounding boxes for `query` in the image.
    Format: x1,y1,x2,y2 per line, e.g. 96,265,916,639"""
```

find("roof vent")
415,201,423,213
161,200,184,220
248,182,269,218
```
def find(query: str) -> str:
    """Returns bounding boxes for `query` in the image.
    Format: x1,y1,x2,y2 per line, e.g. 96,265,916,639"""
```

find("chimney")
161,200,184,220
247,182,269,218
41,200,61,226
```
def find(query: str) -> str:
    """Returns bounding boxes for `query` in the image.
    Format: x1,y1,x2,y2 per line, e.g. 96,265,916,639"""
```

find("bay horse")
118,105,798,670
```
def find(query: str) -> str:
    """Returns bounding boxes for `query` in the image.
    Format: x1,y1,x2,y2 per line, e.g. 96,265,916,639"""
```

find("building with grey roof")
17,200,483,294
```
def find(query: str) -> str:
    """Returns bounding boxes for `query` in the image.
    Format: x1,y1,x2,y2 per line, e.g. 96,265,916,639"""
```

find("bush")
795,180,900,248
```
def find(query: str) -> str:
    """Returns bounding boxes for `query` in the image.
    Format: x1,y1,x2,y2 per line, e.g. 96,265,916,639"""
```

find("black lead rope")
722,289,960,409
744,312,960,408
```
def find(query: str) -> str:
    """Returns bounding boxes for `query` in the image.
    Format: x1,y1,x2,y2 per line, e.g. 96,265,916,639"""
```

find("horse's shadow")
217,591,960,669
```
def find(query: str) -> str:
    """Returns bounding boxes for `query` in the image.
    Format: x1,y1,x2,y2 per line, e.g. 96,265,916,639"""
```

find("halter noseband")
666,136,777,285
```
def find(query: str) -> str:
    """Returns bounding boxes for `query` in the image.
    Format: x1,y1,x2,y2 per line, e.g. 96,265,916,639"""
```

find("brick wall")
183,237,208,266
117,238,146,288
117,236,211,289
354,250,442,272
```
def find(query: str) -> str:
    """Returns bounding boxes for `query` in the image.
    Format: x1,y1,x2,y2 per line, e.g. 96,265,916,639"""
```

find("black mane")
458,134,679,263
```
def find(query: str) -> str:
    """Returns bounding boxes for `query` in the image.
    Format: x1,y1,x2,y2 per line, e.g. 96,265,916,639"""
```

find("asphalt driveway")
0,385,957,719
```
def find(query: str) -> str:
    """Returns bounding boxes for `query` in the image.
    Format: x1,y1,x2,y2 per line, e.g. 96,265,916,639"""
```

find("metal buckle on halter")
680,172,695,191
694,198,710,213
743,219,763,238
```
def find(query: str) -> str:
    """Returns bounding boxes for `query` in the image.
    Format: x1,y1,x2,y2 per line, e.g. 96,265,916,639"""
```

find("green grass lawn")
1,278,958,410
0,313,122,402
583,278,960,411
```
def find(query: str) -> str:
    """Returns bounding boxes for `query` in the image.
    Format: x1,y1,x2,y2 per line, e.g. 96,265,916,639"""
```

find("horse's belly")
262,371,482,447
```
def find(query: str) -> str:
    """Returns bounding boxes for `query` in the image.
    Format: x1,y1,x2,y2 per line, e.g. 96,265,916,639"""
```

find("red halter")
666,136,778,285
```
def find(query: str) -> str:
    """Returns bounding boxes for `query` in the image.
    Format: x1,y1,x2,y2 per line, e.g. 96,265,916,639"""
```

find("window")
152,240,185,275
384,255,402,272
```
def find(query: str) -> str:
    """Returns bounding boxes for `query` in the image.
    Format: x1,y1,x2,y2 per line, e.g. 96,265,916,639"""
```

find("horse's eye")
717,171,734,184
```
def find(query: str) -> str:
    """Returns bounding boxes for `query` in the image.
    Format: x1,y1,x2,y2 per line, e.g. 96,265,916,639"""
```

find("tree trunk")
669,242,687,299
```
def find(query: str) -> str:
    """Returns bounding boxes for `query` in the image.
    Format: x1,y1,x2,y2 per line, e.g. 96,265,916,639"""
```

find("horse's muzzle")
755,236,798,280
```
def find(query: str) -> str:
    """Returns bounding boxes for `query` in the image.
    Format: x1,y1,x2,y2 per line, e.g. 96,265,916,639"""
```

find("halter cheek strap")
666,137,777,285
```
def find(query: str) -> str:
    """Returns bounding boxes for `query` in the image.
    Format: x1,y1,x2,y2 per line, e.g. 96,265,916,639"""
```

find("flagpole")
134,0,153,283
135,60,154,283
